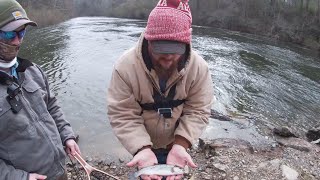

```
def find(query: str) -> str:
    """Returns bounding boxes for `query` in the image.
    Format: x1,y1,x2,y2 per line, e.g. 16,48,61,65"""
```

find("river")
19,17,320,162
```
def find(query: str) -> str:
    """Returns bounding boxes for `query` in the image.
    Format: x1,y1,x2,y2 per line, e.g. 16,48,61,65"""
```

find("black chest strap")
139,84,185,117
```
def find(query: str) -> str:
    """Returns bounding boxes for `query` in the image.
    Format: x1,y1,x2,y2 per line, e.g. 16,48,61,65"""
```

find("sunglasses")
0,29,26,40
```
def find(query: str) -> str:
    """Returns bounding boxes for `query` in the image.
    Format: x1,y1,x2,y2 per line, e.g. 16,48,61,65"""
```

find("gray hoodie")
0,58,75,180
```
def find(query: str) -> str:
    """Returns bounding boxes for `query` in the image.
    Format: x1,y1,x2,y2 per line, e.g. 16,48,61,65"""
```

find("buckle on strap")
158,108,172,118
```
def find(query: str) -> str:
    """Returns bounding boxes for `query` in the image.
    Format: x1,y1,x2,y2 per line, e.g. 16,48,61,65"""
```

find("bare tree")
318,0,320,22
301,0,304,11
306,0,310,11
243,0,248,20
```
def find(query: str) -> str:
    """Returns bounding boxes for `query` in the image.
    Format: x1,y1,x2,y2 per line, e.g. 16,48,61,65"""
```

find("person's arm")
174,61,214,149
107,68,153,155
36,65,75,144
0,159,28,180
46,88,76,144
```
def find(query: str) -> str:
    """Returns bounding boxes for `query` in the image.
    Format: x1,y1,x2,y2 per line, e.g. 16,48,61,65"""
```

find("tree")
318,0,320,22
306,0,310,11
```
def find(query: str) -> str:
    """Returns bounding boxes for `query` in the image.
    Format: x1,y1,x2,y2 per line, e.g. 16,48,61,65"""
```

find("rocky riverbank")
66,114,320,180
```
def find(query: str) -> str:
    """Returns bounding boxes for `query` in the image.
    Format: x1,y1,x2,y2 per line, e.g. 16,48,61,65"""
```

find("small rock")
213,163,227,172
258,161,268,169
198,167,204,171
97,160,103,164
119,158,124,163
311,139,320,144
271,143,278,148
270,159,281,169
205,168,211,173
281,165,299,180
233,176,239,180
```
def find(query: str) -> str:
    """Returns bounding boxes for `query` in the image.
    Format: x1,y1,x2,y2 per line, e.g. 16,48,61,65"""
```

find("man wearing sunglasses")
0,0,80,180
107,0,214,179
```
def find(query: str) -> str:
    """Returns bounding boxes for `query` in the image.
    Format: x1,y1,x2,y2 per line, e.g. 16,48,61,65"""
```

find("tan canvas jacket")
107,33,214,155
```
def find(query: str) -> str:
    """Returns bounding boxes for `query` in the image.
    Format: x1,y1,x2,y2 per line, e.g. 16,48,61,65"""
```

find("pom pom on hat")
145,0,192,44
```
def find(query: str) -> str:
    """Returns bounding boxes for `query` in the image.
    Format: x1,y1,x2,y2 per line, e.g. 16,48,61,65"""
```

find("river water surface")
19,17,320,161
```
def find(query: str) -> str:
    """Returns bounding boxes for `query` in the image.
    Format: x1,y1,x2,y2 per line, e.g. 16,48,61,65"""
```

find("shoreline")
67,116,320,180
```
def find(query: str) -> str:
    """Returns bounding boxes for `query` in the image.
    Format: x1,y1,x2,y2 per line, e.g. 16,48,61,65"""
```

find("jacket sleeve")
36,65,75,144
174,63,214,147
107,68,152,155
0,159,28,180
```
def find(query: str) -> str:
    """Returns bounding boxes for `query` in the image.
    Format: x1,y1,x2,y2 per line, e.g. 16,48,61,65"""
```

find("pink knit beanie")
145,0,192,44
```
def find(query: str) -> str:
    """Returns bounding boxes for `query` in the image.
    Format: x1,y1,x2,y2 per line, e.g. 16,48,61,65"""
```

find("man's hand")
65,139,81,159
29,173,47,180
127,148,162,180
166,144,197,180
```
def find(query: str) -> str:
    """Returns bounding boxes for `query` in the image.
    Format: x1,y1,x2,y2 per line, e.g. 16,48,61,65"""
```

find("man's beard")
0,41,20,62
153,58,178,79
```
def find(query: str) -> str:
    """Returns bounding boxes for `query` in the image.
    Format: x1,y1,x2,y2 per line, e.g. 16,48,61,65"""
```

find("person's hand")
65,139,81,159
127,148,162,180
29,173,47,180
166,144,197,180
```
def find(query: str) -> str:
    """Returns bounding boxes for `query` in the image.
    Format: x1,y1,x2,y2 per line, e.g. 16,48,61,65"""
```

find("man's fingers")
166,175,175,180
149,174,162,180
36,174,47,179
186,155,197,168
165,175,183,180
126,158,138,167
75,144,81,155
70,146,76,156
141,175,151,180
65,147,71,154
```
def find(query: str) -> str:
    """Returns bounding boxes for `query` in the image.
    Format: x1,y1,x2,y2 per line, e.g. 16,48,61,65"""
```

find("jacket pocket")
22,80,48,115
22,80,42,93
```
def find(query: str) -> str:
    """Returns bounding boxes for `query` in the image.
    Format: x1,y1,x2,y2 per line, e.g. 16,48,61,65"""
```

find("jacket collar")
0,57,33,85
16,57,33,72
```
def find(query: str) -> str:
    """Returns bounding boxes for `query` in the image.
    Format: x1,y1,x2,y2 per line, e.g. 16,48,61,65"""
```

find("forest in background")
17,0,320,51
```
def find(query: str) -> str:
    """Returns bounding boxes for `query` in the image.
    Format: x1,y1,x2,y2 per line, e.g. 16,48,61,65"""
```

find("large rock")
273,126,298,138
199,138,254,153
210,109,233,121
276,137,314,152
306,126,320,142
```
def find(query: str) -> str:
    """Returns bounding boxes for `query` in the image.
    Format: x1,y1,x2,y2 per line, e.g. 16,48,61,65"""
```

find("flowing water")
19,17,320,161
